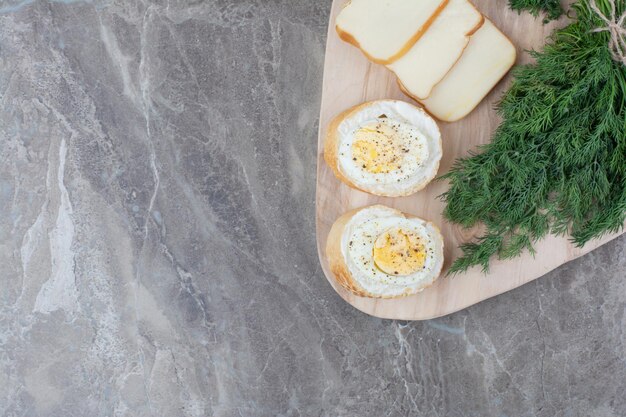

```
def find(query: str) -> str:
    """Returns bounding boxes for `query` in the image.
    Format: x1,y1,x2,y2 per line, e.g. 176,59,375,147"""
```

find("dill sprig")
441,0,626,274
508,0,564,21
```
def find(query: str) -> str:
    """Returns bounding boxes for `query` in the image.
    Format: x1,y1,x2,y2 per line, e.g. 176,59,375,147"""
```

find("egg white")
336,100,442,196
340,206,444,297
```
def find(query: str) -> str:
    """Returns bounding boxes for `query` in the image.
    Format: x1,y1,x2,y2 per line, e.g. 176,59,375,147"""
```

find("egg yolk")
351,121,403,174
373,228,426,276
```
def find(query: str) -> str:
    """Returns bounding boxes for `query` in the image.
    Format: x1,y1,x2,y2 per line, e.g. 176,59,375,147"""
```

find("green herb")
441,0,626,274
508,0,564,21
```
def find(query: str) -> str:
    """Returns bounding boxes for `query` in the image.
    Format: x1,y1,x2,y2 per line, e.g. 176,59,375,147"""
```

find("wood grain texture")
315,0,625,320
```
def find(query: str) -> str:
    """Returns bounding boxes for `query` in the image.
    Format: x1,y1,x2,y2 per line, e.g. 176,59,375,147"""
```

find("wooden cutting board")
315,0,625,320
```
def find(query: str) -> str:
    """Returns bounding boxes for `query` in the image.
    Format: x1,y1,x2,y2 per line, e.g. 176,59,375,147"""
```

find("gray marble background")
0,1,624,416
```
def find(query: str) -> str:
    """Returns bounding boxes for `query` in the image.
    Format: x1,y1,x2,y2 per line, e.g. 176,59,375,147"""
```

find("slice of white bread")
413,19,517,122
336,0,450,64
324,100,442,197
387,0,484,100
326,205,445,299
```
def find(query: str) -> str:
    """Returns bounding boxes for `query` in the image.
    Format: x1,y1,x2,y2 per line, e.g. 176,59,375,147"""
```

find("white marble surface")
0,0,624,416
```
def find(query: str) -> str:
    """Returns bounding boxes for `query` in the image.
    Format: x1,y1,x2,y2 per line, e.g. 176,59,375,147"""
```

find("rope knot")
590,0,626,65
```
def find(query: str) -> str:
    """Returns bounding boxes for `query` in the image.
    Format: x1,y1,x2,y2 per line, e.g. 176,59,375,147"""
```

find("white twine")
589,0,626,65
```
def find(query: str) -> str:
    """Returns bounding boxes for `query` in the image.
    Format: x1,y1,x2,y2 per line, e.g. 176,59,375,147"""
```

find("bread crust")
323,100,442,197
335,0,450,65
325,205,445,299
326,207,374,298
463,0,485,37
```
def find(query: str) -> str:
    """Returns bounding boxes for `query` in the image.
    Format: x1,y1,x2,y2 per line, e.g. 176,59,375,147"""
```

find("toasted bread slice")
324,100,442,197
326,205,445,298
336,0,450,65
388,0,484,100
415,19,517,122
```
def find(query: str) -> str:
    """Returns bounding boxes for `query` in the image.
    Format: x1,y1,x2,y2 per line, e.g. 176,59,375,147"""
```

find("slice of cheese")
388,0,484,100
336,0,450,65
415,19,517,122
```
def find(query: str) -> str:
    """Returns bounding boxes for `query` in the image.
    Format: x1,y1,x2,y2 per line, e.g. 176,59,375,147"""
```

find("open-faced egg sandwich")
326,205,444,298
324,100,442,197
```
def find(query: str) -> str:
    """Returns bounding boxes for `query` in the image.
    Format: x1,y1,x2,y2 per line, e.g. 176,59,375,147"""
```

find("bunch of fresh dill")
508,0,564,20
441,0,626,274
